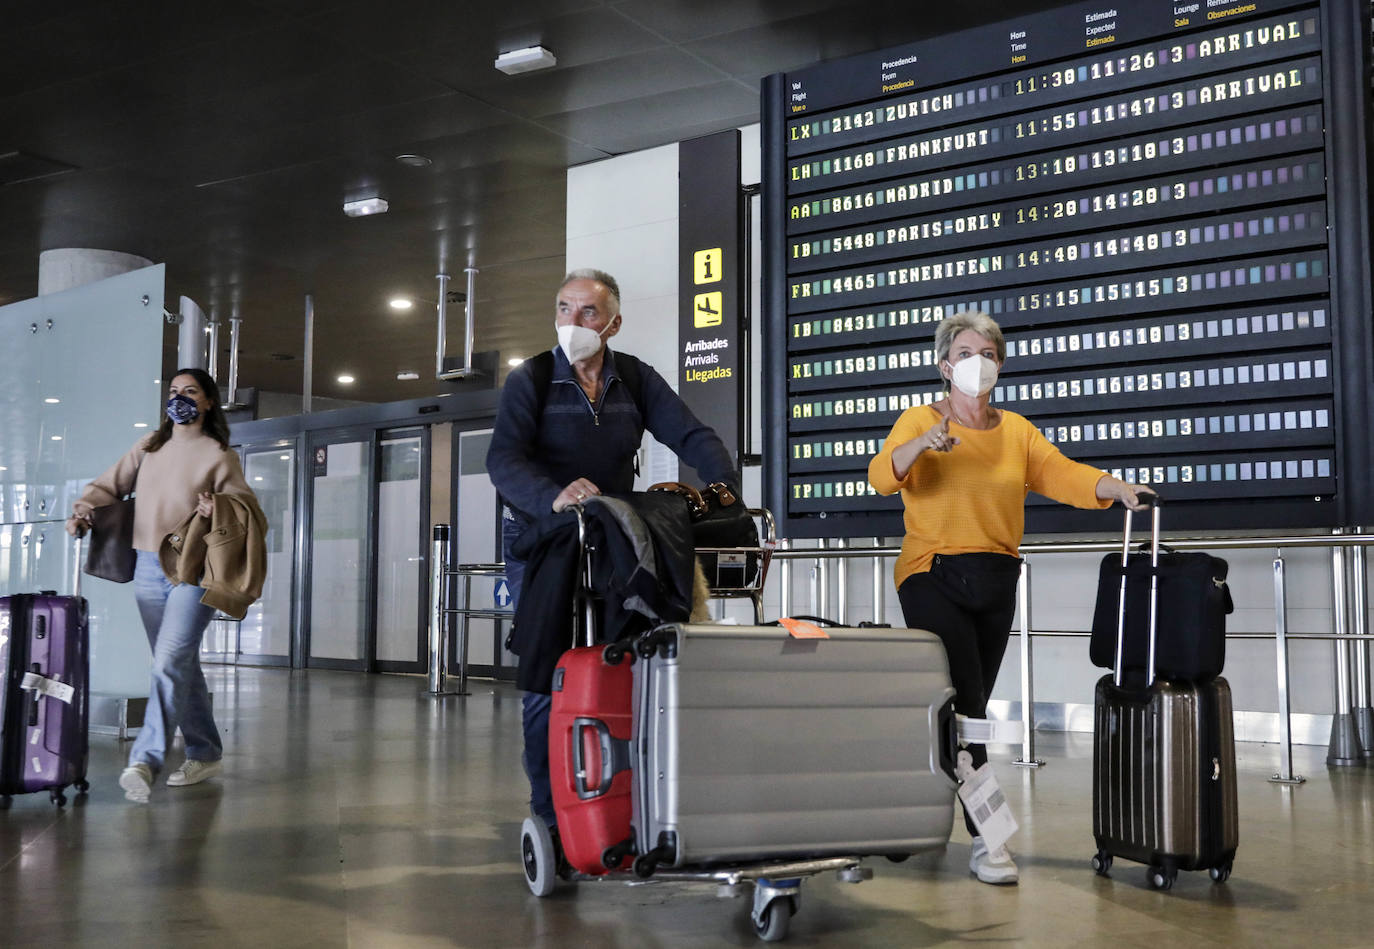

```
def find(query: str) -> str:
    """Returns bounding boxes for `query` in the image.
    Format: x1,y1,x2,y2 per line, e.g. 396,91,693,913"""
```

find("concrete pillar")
38,248,152,296
177,296,207,370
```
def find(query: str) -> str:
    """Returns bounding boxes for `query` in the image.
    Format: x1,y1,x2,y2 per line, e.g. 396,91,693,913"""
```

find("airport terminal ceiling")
0,0,1070,405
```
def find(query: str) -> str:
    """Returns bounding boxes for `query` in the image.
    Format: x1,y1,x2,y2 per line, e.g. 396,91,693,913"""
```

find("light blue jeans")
129,551,221,773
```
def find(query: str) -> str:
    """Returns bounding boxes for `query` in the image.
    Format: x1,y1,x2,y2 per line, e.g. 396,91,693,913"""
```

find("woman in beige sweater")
67,367,256,803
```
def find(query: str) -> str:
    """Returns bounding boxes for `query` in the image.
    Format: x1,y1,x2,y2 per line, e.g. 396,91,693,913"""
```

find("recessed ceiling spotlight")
337,374,355,384
44,397,60,404
389,298,413,310
495,45,557,75
507,357,525,367
50,435,62,441
134,422,149,428
396,371,420,381
395,154,432,168
342,196,388,217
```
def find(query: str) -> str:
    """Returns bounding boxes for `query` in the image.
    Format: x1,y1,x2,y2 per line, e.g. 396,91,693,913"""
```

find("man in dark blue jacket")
486,268,739,837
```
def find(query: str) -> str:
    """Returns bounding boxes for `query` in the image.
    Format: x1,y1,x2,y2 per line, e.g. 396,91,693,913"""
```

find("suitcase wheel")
75,780,90,794
1147,864,1177,891
1208,863,1232,884
1091,851,1113,876
751,897,796,942
49,790,67,807
519,817,557,897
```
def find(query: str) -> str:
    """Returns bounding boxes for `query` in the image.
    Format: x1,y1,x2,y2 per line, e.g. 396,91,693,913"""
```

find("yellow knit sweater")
868,404,1110,587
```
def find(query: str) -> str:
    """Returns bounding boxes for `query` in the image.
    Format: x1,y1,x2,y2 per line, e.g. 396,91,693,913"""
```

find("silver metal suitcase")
629,623,959,872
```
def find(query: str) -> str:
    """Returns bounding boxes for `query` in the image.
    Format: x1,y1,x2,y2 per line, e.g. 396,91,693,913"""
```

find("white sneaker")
969,836,1019,885
119,763,154,804
166,759,222,788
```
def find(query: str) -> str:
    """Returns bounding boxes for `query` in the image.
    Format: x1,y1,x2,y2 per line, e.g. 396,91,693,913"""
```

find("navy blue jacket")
486,346,738,523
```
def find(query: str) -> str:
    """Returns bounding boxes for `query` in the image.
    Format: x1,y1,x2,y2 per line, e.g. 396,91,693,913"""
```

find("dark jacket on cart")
486,347,739,527
508,493,696,693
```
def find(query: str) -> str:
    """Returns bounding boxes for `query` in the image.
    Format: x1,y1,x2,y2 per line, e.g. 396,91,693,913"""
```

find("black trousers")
898,553,1021,837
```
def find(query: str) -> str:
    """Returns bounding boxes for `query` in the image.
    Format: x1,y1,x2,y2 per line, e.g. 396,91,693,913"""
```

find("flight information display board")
762,0,1373,538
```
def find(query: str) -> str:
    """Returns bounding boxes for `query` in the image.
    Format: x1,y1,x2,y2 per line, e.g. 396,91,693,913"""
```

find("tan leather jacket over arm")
159,492,269,620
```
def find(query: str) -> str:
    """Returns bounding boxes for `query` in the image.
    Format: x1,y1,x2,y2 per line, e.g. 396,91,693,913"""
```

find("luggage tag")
20,672,75,705
955,714,1025,745
954,750,1018,853
777,617,828,639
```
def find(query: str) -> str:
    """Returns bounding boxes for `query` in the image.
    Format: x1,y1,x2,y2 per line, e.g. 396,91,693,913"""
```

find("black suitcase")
1089,531,1232,682
1090,498,1238,890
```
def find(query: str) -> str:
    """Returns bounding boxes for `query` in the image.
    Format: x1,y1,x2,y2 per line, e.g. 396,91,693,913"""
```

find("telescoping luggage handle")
1113,493,1161,688
72,534,83,600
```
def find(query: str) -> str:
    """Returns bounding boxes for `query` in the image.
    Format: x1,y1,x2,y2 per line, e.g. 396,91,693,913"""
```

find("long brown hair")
144,367,232,452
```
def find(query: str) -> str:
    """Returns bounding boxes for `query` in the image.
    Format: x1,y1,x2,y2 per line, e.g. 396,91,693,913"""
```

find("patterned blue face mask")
165,393,200,425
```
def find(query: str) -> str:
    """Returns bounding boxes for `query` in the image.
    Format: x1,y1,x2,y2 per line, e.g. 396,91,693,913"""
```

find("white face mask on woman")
556,321,612,364
949,354,999,397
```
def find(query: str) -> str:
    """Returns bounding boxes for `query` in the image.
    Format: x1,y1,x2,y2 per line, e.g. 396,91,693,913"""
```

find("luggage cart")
519,503,874,943
694,507,776,623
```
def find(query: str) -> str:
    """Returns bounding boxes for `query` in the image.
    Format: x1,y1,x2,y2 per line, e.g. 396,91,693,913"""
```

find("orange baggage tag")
778,617,829,639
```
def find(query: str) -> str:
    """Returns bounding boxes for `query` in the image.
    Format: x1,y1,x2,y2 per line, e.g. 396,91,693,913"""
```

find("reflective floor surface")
0,666,1371,948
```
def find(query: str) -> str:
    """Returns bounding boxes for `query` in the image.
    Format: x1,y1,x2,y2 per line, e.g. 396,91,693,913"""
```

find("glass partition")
0,265,166,695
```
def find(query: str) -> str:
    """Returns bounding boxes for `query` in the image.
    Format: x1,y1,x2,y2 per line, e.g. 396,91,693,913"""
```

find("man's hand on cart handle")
553,478,602,512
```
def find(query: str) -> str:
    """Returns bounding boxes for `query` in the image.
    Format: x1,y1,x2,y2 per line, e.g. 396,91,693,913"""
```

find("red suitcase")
549,645,635,874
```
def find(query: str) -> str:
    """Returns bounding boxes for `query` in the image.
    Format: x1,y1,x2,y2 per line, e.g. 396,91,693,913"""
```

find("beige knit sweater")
75,433,255,552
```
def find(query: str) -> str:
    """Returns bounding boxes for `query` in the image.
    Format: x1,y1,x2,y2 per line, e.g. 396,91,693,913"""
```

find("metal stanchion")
815,540,829,621
778,538,792,618
1327,542,1364,765
1269,553,1305,785
424,525,462,697
1013,558,1044,768
834,538,848,626
456,573,472,696
1352,541,1373,757
872,537,886,625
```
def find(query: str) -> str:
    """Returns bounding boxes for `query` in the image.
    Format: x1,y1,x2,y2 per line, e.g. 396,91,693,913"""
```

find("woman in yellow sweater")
868,311,1151,885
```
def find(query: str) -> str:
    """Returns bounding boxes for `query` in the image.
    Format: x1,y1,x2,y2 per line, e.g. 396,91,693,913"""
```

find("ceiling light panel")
494,45,557,75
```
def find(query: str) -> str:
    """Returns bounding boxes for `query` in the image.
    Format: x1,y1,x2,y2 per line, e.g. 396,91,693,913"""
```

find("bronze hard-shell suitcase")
1090,497,1238,890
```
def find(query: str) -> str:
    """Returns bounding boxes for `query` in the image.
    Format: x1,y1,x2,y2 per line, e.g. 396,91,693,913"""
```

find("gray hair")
561,268,621,316
934,310,1006,365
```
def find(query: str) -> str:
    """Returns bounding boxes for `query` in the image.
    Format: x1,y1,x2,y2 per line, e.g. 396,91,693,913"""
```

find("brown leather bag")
84,497,137,583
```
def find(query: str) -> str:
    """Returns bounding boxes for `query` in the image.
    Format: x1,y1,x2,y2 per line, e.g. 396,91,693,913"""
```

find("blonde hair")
934,310,1005,365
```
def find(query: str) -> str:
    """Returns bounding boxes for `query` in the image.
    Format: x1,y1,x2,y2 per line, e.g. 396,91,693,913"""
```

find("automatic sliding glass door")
306,431,374,669
374,429,427,672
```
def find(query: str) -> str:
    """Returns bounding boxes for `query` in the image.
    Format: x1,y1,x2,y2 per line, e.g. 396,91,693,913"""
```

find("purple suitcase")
0,591,91,806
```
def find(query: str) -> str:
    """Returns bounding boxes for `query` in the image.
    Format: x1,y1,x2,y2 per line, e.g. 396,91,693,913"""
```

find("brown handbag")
84,496,137,583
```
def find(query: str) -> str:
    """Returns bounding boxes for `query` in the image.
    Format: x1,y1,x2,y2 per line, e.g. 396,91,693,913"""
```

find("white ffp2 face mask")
556,321,610,364
949,354,999,397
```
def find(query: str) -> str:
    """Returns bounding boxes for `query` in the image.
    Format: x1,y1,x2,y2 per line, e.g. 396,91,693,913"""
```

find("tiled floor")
1,666,1371,948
